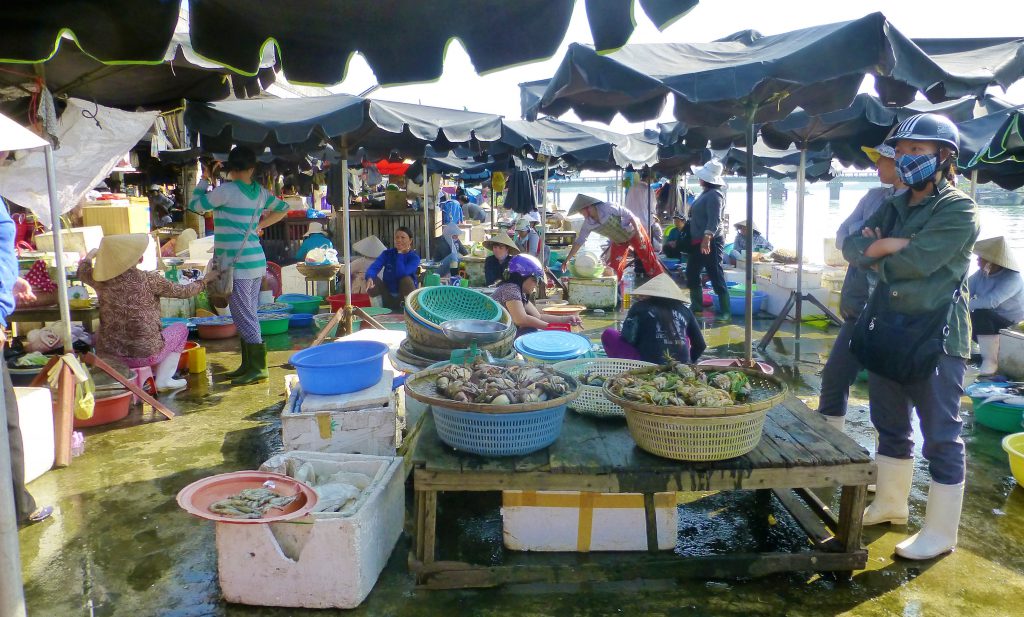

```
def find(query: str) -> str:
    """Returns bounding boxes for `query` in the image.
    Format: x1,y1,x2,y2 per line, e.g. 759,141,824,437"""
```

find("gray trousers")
868,354,967,485
5,364,36,522
817,319,861,417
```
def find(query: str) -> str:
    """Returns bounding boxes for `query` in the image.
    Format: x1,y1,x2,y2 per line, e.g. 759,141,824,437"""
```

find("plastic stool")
131,366,156,402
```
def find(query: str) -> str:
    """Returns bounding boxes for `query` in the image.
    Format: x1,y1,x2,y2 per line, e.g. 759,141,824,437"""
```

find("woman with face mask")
842,113,980,561
968,236,1024,375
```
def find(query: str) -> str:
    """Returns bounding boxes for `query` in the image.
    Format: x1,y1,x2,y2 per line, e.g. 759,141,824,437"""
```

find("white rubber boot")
822,415,845,431
895,480,964,560
370,295,383,308
862,455,914,526
154,353,187,391
978,335,1000,375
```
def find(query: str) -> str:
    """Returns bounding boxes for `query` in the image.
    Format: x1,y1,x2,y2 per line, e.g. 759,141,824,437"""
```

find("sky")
314,0,1024,135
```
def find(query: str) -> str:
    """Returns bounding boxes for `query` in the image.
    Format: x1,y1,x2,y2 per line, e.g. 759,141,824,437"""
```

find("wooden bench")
408,395,875,589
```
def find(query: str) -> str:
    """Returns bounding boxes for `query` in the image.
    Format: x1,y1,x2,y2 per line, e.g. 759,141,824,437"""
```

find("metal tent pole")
541,158,549,254
0,386,26,617
765,174,771,239
423,160,431,264
341,152,353,333
744,124,755,367
971,169,979,201
794,147,807,351
44,146,73,351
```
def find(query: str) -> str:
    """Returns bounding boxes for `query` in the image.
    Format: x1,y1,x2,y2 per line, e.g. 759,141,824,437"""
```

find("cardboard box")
384,189,408,211
16,388,53,484
501,490,677,552
82,202,151,235
215,452,404,609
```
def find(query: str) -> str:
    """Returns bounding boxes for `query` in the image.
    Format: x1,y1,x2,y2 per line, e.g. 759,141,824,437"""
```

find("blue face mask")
895,153,939,188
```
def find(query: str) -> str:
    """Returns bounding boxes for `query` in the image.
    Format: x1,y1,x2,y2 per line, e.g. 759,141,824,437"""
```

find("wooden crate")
82,203,151,235
384,189,408,211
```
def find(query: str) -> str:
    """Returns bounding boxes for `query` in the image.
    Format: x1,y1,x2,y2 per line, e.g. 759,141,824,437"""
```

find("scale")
163,257,185,283
440,319,512,365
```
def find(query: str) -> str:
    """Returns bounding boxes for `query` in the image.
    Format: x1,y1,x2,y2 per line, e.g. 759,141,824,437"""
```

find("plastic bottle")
622,270,635,310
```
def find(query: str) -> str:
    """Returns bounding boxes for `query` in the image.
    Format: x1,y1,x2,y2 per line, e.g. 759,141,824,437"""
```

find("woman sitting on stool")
969,236,1024,375
431,223,468,275
602,273,705,364
366,227,420,310
491,255,580,337
483,232,519,286
78,234,217,391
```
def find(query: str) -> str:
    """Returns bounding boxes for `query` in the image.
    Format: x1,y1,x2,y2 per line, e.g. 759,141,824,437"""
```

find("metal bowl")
441,319,513,345
163,257,185,266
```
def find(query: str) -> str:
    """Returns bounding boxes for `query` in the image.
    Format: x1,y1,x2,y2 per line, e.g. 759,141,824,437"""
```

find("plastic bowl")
74,391,132,428
277,293,322,315
198,323,237,340
176,471,318,524
1003,432,1024,487
312,313,340,338
259,313,290,336
289,340,388,395
289,313,314,328
966,383,1024,433
709,290,767,315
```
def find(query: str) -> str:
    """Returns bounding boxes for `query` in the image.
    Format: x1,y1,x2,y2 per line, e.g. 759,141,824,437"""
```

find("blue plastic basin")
289,341,388,395
709,290,766,315
289,313,314,328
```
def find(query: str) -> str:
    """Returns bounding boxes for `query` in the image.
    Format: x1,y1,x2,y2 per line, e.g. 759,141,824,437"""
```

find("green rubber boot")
716,289,732,321
223,342,250,379
232,342,269,385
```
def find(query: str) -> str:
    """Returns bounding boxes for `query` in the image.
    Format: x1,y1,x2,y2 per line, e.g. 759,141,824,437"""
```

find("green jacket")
842,181,979,359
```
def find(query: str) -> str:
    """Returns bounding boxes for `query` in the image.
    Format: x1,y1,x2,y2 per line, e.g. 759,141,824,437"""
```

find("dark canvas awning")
500,117,659,170
959,104,1024,189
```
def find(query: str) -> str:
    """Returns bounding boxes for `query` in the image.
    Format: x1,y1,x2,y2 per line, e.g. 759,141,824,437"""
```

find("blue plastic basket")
432,405,567,457
709,289,766,315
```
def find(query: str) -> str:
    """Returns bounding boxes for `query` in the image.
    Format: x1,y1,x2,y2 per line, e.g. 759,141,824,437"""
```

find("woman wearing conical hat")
482,231,519,286
968,236,1024,375
601,273,705,364
561,193,665,281
78,234,218,391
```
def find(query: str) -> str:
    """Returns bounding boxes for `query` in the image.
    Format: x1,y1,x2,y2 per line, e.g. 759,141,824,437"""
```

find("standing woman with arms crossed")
190,147,290,385
843,114,979,560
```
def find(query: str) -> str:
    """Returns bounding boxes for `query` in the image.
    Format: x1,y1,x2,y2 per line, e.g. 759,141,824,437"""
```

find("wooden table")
408,396,875,589
10,305,99,333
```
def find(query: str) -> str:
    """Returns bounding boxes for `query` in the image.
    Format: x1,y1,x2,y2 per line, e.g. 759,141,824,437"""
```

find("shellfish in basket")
434,358,572,405
607,354,752,408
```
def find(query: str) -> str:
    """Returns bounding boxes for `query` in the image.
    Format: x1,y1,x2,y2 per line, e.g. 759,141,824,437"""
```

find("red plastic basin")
74,391,132,428
328,293,371,313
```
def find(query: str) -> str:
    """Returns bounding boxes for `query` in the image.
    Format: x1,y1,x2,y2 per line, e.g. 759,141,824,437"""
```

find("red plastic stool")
131,366,156,402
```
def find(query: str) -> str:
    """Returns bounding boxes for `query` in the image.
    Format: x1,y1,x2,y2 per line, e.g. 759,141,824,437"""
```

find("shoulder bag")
206,207,263,308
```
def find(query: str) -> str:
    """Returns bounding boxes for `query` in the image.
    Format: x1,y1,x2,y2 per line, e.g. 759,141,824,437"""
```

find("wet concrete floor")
17,312,1024,616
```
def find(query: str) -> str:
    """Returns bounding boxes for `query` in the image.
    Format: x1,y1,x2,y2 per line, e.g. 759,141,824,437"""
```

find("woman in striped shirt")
189,147,290,384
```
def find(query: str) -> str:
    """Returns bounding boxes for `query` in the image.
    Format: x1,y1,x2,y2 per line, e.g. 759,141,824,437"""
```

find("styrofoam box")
761,281,832,318
568,276,618,310
160,296,196,319
823,237,846,267
998,328,1024,380
501,491,677,552
34,226,105,254
215,451,404,609
772,264,823,290
16,388,54,484
282,373,400,456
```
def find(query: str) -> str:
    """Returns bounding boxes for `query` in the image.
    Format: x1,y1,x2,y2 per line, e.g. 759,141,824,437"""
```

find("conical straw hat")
974,236,1020,271
568,194,602,216
175,228,197,256
93,234,150,281
353,235,387,258
631,273,686,302
483,232,520,254
733,219,761,233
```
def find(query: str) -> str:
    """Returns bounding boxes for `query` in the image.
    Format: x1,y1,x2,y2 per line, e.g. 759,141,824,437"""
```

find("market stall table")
9,304,99,333
408,395,874,589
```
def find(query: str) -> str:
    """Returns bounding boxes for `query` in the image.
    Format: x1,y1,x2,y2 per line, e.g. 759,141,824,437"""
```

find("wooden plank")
759,408,820,466
785,400,872,464
422,491,438,565
411,550,869,589
771,402,847,466
643,493,659,552
837,484,868,554
794,488,840,532
548,413,611,474
409,413,459,470
772,489,839,551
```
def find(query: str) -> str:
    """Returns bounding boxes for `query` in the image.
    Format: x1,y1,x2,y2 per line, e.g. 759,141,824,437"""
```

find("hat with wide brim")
974,236,1020,271
353,235,387,258
733,219,761,233
93,233,150,281
175,228,197,256
568,194,602,216
303,222,328,238
861,143,897,164
693,159,725,186
484,232,520,254
631,273,686,302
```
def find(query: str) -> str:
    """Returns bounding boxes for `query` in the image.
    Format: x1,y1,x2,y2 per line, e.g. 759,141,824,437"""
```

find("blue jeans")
434,254,459,275
868,354,967,485
817,319,861,417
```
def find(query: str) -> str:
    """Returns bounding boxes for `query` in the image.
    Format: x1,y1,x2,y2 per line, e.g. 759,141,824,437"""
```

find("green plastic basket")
416,286,502,326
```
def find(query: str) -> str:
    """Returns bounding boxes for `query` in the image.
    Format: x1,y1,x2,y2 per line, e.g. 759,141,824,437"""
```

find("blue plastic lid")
515,331,591,359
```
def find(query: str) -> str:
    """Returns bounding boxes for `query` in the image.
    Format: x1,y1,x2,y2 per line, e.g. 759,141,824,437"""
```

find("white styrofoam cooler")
761,281,832,318
501,490,677,552
772,264,823,290
998,328,1024,380
282,372,400,456
568,276,618,310
215,451,404,609
15,387,54,484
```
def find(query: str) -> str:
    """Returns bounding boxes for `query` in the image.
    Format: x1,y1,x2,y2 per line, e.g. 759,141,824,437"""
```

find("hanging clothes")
623,181,655,224
503,169,538,215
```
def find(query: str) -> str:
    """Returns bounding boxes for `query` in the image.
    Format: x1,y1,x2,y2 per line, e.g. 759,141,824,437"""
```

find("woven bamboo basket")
552,358,656,418
404,288,515,360
404,362,579,415
602,365,787,418
296,263,342,281
624,406,769,461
